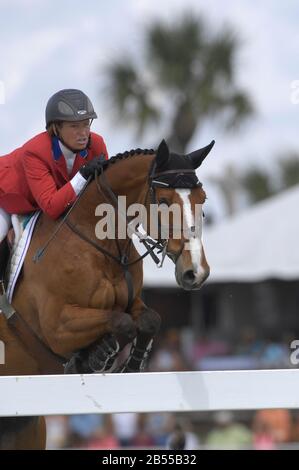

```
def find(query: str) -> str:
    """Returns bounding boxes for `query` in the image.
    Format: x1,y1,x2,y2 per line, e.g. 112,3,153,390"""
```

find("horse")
0,138,214,449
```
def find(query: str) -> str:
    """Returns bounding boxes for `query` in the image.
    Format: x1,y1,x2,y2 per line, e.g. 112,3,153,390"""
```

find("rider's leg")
0,207,11,291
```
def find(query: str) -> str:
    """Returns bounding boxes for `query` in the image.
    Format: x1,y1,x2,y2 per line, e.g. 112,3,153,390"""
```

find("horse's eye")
203,211,205,218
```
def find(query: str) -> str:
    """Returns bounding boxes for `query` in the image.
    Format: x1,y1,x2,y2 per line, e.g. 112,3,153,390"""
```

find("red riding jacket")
0,131,108,219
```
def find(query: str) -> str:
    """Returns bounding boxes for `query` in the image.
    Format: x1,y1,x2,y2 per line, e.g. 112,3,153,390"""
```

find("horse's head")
84,140,213,291
147,139,214,290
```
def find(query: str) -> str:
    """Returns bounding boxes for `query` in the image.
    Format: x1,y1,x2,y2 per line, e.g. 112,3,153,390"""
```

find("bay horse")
0,138,214,449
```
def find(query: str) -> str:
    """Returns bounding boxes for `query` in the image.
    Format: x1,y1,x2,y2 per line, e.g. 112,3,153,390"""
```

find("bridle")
35,156,202,311
66,159,203,310
66,158,202,269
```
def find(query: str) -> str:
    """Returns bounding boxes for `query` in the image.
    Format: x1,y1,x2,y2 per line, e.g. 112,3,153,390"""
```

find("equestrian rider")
0,88,108,293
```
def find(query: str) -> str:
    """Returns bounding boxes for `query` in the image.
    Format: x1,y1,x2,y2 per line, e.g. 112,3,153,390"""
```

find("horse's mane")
105,148,155,167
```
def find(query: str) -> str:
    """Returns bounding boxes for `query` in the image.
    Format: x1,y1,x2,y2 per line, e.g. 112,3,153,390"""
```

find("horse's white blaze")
176,189,204,276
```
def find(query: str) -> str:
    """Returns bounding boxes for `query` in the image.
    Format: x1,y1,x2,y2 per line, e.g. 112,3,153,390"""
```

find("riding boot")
0,238,15,318
0,238,9,294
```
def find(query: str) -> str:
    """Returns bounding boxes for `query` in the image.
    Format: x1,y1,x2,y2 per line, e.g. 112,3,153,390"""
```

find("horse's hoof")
64,355,80,374
64,353,92,374
88,334,120,372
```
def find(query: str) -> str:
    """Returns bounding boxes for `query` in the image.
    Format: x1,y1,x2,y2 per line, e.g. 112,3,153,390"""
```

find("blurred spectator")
252,420,276,450
145,413,175,447
205,411,252,449
191,332,230,365
149,328,190,372
131,414,155,448
67,414,104,447
252,409,292,446
86,415,119,449
290,411,299,442
46,416,69,449
167,420,200,450
167,424,186,450
235,326,264,357
260,342,290,368
111,413,138,447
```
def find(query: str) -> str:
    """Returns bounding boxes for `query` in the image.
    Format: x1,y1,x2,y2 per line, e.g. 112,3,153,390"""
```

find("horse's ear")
155,139,170,169
187,140,215,169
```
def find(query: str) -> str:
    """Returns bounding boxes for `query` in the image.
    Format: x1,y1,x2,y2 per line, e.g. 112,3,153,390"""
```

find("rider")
0,88,108,292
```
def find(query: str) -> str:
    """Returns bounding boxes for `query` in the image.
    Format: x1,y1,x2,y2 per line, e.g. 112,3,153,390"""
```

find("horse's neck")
70,154,154,244
107,154,154,205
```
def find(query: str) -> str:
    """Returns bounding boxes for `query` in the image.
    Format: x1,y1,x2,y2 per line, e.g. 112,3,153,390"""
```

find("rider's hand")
79,154,107,180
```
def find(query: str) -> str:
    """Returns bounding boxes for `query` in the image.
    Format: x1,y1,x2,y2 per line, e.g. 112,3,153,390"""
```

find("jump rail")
0,369,299,417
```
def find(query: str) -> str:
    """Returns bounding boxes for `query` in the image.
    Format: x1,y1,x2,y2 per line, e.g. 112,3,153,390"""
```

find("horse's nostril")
182,270,196,285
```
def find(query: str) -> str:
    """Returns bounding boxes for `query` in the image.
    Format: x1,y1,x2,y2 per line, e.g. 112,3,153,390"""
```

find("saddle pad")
7,212,41,303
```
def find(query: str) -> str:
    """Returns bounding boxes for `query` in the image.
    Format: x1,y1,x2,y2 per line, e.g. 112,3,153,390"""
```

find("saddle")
0,214,37,317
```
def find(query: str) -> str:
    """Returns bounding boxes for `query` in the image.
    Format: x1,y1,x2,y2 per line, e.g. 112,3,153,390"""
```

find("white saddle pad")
7,212,41,303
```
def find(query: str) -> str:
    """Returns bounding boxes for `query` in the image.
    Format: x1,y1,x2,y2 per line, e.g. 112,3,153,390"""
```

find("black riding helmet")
45,89,97,128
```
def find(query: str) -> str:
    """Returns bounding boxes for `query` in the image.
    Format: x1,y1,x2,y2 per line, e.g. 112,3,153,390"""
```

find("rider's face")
59,120,91,150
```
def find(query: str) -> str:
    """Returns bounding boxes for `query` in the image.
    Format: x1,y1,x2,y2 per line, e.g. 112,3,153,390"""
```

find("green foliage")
278,154,299,190
241,168,274,204
104,13,254,152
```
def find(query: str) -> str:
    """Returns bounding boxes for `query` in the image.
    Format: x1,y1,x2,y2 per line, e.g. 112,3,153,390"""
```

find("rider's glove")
79,154,107,180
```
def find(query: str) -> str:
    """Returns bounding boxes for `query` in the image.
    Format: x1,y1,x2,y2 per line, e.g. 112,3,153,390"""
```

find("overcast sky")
1,0,299,217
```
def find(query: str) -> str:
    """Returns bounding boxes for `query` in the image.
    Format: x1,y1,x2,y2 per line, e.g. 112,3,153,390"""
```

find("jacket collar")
51,136,88,161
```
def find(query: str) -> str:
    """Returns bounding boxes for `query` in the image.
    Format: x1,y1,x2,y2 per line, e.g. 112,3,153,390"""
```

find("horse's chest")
91,276,131,311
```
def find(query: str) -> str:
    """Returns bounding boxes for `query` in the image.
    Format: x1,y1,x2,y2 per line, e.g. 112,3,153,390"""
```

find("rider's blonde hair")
46,122,62,137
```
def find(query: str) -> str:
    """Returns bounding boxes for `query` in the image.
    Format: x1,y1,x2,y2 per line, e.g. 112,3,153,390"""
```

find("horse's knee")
65,313,138,374
137,308,161,337
109,312,137,343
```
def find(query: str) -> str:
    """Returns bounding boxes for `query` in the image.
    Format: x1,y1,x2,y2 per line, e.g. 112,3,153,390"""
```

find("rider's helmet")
45,89,97,128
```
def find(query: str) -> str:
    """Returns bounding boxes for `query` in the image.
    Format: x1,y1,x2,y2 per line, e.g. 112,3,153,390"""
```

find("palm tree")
209,164,242,216
105,13,254,153
240,154,299,208
241,167,274,204
278,153,299,190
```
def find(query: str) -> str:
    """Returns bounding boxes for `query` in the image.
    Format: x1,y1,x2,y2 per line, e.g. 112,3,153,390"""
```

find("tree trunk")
167,101,198,153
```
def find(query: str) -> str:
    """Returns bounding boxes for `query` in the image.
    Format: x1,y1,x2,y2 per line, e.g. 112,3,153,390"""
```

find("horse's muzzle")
175,256,210,290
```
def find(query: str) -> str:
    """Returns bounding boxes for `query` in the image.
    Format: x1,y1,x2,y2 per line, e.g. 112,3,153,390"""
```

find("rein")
33,155,199,310
64,168,167,312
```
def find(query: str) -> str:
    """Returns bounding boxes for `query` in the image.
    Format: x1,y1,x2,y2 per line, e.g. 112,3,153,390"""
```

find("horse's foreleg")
0,417,46,450
61,309,137,374
117,300,161,373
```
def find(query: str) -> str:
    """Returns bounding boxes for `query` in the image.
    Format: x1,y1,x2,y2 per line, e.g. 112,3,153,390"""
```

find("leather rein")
6,158,199,373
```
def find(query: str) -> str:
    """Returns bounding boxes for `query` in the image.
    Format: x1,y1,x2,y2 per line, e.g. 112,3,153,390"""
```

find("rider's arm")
22,152,79,220
22,134,108,220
